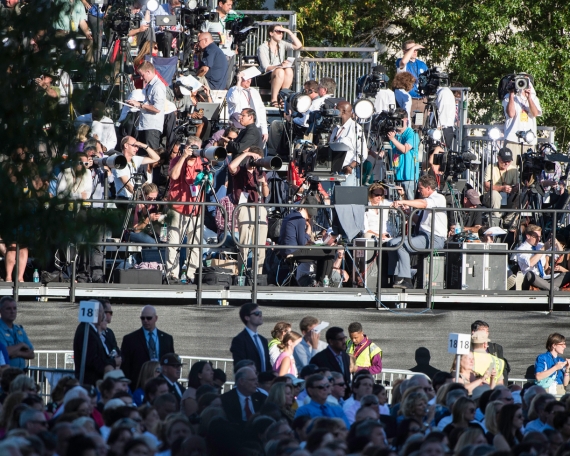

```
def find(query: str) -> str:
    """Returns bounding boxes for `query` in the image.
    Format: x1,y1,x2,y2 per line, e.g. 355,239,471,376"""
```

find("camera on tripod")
226,14,256,51
521,148,556,184
356,65,388,99
132,172,146,188
417,67,449,98
181,5,219,29
432,150,479,181
105,0,141,36
312,104,341,136
370,107,405,138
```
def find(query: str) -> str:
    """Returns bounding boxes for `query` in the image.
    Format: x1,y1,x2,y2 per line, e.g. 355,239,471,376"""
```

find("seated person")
449,189,484,235
171,75,213,139
516,224,570,291
278,195,336,286
364,183,399,240
482,147,519,226
257,25,302,107
128,182,164,245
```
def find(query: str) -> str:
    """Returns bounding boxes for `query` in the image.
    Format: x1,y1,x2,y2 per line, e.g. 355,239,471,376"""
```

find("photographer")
329,101,368,187
228,146,269,276
482,148,519,226
227,69,268,143
220,108,262,156
503,74,542,161
113,136,160,200
292,80,320,129
203,0,236,57
165,136,204,283
387,108,420,200
129,182,162,245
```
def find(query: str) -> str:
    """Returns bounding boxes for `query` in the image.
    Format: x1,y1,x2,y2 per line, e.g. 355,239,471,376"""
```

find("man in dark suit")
101,300,119,355
221,108,263,155
73,301,117,386
230,302,271,374
121,305,175,386
159,353,186,403
310,326,351,386
220,367,266,424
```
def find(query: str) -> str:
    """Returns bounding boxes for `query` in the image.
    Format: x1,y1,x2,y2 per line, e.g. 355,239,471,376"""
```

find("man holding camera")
503,75,542,163
228,146,269,276
165,136,204,283
113,136,160,200
221,108,262,156
329,101,368,187
482,147,519,226
227,70,268,143
387,108,420,200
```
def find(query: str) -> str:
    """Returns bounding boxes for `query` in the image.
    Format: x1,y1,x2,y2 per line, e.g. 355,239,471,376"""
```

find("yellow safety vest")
472,351,505,383
346,340,382,369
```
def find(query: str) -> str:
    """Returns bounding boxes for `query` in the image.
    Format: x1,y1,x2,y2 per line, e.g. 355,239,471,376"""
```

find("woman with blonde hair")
132,361,161,406
273,331,302,376
484,400,504,443
133,41,168,89
453,427,487,454
269,322,291,365
73,124,91,153
450,352,497,394
267,382,295,423
400,390,433,428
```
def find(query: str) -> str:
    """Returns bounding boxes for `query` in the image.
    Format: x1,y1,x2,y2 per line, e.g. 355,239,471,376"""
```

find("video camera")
432,150,479,180
356,65,388,99
417,67,449,98
104,0,141,36
245,156,283,171
521,144,556,183
311,104,341,136
370,107,405,138
180,5,219,29
226,14,256,50
498,73,533,100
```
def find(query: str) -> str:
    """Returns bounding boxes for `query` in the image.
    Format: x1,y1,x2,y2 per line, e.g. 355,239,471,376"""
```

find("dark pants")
442,126,455,150
138,129,161,150
290,248,335,283
88,15,104,64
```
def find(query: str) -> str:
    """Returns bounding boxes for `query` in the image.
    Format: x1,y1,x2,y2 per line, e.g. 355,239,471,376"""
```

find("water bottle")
33,269,40,283
323,275,330,288
180,265,188,284
160,224,168,242
454,224,461,235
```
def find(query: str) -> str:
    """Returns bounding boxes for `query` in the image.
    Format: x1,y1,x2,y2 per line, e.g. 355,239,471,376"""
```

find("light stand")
487,127,502,227
353,97,375,186
146,0,160,64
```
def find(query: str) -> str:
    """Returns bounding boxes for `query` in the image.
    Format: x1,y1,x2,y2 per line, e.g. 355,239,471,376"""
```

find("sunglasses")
140,316,154,321
312,384,331,390
372,191,384,197
249,311,262,317
273,30,284,34
333,382,346,387
79,161,89,166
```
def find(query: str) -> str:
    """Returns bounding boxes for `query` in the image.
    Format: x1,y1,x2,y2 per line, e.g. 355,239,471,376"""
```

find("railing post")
549,211,557,313
13,244,20,301
197,205,205,307
426,209,435,309
70,256,77,303
375,207,383,307
252,204,260,304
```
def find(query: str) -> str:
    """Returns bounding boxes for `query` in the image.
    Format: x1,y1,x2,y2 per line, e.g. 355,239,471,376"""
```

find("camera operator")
129,182,163,245
448,189,484,236
126,61,166,150
387,174,447,289
387,108,420,200
435,83,456,150
482,147,519,226
227,68,268,143
203,0,236,57
154,0,185,58
329,101,368,187
197,32,229,91
220,108,262,155
228,146,270,276
113,136,160,200
503,74,542,161
165,135,204,283
367,65,395,113
396,40,428,113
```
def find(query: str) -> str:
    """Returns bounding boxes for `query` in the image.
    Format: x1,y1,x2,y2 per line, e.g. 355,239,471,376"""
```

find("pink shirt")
273,351,297,376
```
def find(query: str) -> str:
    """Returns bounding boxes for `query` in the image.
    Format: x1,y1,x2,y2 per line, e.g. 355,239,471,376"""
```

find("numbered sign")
448,333,471,355
78,300,99,324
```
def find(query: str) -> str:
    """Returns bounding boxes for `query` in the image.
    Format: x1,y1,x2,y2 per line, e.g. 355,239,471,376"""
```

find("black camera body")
371,108,405,137
521,149,555,182
181,6,219,29
226,14,256,49
357,68,388,98
418,67,449,98
432,151,478,181
311,104,341,135
105,0,141,36
506,74,530,93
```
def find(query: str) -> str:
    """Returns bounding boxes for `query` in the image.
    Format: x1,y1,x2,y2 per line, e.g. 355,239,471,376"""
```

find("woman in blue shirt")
535,332,569,395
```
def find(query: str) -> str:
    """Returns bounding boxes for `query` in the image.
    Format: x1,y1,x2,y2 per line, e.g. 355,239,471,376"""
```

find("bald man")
120,305,175,385
197,32,230,90
329,101,368,186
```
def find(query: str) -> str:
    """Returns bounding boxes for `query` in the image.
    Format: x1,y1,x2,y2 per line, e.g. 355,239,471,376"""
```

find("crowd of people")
0,296,568,455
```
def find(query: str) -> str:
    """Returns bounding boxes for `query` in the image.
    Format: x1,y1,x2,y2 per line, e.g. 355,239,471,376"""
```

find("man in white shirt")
126,61,166,150
292,80,320,129
226,68,268,142
435,85,456,150
329,101,368,186
203,0,237,58
387,174,448,289
113,136,160,199
294,316,327,371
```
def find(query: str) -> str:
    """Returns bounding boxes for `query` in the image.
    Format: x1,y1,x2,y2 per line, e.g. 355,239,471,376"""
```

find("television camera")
225,14,256,52
417,67,449,99
104,0,141,36
431,150,479,181
180,3,220,42
356,65,388,99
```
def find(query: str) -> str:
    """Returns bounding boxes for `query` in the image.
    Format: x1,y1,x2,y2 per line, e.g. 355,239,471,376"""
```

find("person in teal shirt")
0,297,35,369
387,109,420,200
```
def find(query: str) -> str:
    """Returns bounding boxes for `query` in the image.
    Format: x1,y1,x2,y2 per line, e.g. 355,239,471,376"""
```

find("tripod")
107,176,168,283
105,35,135,114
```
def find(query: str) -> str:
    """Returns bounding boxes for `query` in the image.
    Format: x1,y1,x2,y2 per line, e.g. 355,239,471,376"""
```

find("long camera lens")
254,156,282,170
192,146,227,161
93,154,127,170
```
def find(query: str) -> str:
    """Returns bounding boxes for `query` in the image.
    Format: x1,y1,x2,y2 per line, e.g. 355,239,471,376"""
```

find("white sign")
78,300,99,324
448,333,471,355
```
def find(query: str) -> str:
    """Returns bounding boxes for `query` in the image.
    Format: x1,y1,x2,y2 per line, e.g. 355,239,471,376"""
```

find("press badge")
190,185,199,197
520,111,529,122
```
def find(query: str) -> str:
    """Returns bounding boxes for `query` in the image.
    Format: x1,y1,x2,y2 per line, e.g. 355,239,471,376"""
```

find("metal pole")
375,207,383,307
70,257,77,303
454,354,461,383
197,206,205,307
13,244,20,301
549,211,557,313
426,208,435,309
252,204,259,304
79,322,90,384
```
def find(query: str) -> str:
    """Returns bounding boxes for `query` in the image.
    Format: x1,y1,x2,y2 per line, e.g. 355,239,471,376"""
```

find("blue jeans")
386,232,446,279
397,180,416,200
128,231,157,245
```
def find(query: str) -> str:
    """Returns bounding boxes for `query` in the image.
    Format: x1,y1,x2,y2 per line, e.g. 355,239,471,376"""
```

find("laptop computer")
196,102,221,121
156,15,177,27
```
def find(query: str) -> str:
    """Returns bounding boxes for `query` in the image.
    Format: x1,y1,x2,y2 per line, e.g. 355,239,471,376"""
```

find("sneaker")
393,278,414,289
166,276,180,285
507,274,517,290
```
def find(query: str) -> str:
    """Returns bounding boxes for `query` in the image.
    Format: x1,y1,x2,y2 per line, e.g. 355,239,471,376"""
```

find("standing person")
396,40,428,114
164,135,204,283
204,0,237,60
226,69,268,143
273,331,303,376
101,300,119,356
310,327,351,386
230,303,271,374
120,305,175,386
346,322,383,375
269,322,292,366
158,353,186,403
126,61,166,150
503,75,542,162
535,333,570,395
471,320,511,385
471,331,505,386
227,146,269,276
392,71,415,121
0,297,34,369
293,316,328,371
196,32,229,90
387,174,448,289
387,108,420,200
435,83,456,150
329,101,368,187
493,403,524,451
257,24,302,107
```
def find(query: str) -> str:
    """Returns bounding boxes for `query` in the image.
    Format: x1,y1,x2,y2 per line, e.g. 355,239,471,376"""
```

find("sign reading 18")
80,307,94,318
450,339,470,350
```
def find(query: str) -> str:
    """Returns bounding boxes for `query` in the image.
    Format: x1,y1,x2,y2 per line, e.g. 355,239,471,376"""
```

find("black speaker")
333,186,369,206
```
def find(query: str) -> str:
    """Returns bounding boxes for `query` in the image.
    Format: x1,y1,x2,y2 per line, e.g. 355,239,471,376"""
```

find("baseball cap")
160,353,185,366
465,189,481,206
471,330,490,344
299,364,319,379
229,112,245,129
471,384,490,401
498,148,513,162
103,369,131,383
285,373,304,385
304,196,319,218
